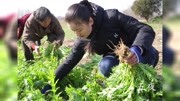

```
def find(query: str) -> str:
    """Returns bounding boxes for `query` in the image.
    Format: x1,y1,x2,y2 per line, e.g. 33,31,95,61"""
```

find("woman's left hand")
124,52,138,65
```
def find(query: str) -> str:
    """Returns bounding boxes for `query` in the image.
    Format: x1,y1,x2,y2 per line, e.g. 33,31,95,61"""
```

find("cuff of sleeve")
130,46,142,63
131,46,143,55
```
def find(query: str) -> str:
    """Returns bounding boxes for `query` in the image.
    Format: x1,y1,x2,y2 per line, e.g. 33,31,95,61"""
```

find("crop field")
15,20,167,100
0,41,17,100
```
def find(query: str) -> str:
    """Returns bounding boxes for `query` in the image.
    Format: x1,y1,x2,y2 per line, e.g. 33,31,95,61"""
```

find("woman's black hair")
33,7,51,22
65,0,97,54
65,0,94,24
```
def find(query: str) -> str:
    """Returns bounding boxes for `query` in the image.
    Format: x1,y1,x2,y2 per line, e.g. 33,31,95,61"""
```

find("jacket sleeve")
53,18,65,45
55,39,87,81
116,10,155,52
22,17,37,49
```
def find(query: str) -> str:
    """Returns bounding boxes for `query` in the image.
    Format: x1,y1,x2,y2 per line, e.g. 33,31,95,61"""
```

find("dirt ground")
152,26,162,75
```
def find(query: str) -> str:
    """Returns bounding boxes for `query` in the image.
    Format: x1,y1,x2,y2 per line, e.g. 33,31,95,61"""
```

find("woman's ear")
89,17,94,26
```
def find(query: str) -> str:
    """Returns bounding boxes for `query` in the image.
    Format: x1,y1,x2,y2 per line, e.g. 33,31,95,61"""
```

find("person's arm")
55,39,87,81
52,17,65,46
22,17,37,50
116,10,155,54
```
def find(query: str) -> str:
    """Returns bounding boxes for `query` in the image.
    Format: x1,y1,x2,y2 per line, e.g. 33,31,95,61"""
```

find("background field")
16,19,164,100
0,18,165,100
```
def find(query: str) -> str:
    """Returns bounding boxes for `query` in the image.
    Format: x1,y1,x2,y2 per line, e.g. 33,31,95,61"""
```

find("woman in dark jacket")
41,0,159,94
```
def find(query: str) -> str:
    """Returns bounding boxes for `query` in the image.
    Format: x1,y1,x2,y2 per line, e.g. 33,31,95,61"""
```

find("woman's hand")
53,40,61,49
124,52,138,65
34,45,40,55
124,46,142,65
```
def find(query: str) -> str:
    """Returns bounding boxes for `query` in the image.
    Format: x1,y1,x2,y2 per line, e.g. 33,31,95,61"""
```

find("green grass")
18,41,163,100
147,22,162,31
144,18,162,31
0,41,17,100
17,20,163,100
0,41,9,67
18,43,103,100
0,41,17,67
164,18,180,31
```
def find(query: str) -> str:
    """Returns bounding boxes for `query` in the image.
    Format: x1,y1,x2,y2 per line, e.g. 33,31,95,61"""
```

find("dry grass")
114,40,132,63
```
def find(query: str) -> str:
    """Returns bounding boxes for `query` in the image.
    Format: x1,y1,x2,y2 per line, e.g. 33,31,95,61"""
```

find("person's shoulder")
18,13,31,25
51,14,61,25
105,9,121,17
25,13,38,28
26,14,35,23
21,13,31,19
103,9,120,21
105,9,119,15
105,9,128,17
51,14,59,22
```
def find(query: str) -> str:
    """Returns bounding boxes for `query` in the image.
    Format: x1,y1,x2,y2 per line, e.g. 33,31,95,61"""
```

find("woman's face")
39,17,51,28
68,17,93,39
